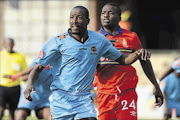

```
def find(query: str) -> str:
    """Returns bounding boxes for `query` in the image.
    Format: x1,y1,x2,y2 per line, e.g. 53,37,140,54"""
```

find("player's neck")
103,25,119,35
6,49,15,53
70,31,89,43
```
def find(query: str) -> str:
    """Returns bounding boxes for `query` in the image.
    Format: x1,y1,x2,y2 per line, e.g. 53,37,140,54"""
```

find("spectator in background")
158,57,180,120
7,55,52,120
94,2,163,120
0,38,27,120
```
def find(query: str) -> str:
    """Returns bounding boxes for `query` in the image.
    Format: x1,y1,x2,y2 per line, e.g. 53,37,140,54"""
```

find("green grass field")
2,116,38,120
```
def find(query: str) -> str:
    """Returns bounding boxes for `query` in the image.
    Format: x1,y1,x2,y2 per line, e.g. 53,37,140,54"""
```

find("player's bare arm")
21,74,30,81
140,59,164,107
163,92,169,120
24,63,45,101
115,48,150,65
158,66,174,81
3,66,34,82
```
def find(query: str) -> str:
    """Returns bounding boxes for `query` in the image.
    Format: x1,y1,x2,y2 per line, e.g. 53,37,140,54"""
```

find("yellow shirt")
0,50,27,87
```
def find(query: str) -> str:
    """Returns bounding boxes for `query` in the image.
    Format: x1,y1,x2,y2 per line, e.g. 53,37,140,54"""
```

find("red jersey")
94,28,142,95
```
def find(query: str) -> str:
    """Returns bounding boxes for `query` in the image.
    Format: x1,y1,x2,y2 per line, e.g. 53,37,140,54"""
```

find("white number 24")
121,99,136,110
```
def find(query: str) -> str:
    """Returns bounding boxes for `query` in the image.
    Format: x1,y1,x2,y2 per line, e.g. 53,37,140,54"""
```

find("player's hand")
135,49,151,61
24,84,36,102
154,87,164,107
3,75,12,79
11,73,22,82
3,73,22,82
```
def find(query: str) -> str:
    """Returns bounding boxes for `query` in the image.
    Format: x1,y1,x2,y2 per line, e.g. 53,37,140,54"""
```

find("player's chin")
71,29,80,34
102,23,110,27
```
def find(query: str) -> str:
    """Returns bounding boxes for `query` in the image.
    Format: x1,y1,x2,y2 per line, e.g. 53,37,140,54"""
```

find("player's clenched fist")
24,85,36,102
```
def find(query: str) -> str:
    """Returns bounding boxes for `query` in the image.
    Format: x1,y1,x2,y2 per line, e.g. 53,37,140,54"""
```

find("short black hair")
73,6,89,19
104,2,121,17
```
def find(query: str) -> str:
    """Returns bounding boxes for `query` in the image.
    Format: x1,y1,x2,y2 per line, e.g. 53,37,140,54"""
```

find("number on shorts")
121,99,136,110
121,100,128,110
129,99,136,110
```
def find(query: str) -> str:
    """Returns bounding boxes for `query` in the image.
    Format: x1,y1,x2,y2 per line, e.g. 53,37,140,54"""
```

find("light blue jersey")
161,73,180,115
37,30,122,119
37,30,121,94
18,55,53,111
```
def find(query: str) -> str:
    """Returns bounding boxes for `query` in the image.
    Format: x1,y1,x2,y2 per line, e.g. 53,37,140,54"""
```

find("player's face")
101,5,120,27
69,8,88,34
4,39,14,52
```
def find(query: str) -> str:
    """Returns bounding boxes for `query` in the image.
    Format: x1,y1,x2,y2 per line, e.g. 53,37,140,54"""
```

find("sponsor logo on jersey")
38,50,44,59
122,38,128,47
79,48,87,50
109,39,117,46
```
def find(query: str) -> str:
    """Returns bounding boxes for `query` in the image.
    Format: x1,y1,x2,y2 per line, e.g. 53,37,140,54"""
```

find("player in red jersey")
94,2,164,120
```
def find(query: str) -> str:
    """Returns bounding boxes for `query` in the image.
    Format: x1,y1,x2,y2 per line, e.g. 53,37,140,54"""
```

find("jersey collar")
67,28,89,43
100,26,123,36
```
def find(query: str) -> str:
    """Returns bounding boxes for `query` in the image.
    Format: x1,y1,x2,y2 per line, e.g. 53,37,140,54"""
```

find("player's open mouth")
103,19,110,22
73,26,79,29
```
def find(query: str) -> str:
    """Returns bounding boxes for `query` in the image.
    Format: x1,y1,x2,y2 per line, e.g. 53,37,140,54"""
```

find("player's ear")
86,18,90,25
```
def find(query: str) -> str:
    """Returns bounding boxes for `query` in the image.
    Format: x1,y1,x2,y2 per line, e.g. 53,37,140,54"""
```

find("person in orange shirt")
94,2,163,120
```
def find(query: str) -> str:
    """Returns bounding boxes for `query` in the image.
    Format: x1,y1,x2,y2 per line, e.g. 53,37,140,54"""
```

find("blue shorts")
18,86,50,110
50,90,97,120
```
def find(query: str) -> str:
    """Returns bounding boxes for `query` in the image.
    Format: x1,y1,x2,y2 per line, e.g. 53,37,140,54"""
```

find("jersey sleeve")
36,37,60,67
132,32,143,50
101,37,122,60
29,55,38,67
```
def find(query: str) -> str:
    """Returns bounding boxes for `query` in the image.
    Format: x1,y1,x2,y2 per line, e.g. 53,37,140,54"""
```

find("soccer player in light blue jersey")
24,6,152,120
158,57,180,120
158,57,180,81
8,55,52,120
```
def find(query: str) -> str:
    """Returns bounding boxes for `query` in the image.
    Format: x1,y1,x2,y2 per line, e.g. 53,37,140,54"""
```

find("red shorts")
97,89,138,120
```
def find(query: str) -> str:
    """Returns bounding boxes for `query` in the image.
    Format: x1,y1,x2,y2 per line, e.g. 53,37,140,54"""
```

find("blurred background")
0,0,179,119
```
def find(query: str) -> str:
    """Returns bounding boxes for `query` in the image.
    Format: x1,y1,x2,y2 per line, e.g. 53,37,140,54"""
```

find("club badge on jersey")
90,46,97,55
122,38,128,48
